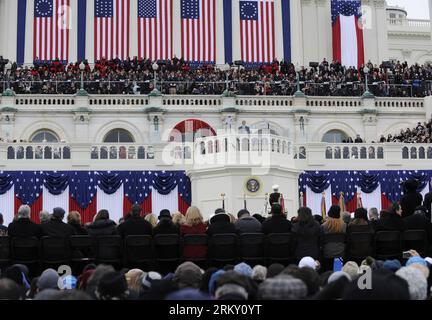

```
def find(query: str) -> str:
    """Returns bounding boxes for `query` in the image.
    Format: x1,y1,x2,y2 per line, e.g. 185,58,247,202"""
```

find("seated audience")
8,205,42,238
292,207,321,260
403,205,432,243
234,209,262,234
347,208,374,233
375,203,405,232
261,204,292,234
320,206,346,268
144,213,158,228
171,211,186,227
39,210,51,224
153,209,180,235
67,211,88,235
117,204,153,238
206,208,236,236
86,210,118,237
41,207,76,238
180,206,207,259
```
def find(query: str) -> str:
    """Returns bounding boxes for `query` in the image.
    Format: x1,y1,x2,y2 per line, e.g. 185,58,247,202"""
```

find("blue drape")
43,171,69,195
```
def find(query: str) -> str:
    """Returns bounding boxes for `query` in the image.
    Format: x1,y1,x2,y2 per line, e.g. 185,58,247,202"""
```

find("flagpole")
221,193,225,210
264,193,268,216
244,194,247,210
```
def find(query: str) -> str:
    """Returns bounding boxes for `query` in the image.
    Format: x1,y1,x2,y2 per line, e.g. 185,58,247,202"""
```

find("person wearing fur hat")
153,209,180,235
206,208,236,236
400,179,423,218
395,267,428,300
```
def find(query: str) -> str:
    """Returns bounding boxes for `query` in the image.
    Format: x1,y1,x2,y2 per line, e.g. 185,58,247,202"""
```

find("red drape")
123,194,153,217
178,194,190,215
69,196,98,224
15,195,43,224
381,194,394,212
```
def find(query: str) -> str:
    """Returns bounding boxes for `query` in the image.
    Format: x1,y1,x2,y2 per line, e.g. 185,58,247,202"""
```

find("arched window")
321,130,348,143
103,129,134,143
31,130,60,143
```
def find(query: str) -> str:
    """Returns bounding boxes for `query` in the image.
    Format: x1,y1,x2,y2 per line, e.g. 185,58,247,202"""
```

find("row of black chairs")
0,230,428,272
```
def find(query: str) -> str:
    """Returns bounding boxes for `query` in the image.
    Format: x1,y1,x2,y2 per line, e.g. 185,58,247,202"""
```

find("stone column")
290,0,304,65
73,109,91,143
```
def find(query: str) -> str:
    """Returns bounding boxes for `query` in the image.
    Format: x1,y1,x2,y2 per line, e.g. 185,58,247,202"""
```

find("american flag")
15,171,44,205
138,0,172,61
331,0,364,68
70,171,97,209
239,0,275,63
33,0,70,62
181,0,216,63
94,0,130,61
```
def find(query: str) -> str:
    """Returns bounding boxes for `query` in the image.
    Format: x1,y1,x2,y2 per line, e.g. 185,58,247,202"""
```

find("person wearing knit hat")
95,271,130,300
327,271,351,283
257,275,307,300
215,284,249,300
77,269,95,291
252,265,267,283
342,261,360,280
141,271,162,290
395,267,427,300
383,259,402,271
406,256,427,267
37,268,60,291
298,256,318,270
208,270,225,295
267,263,285,278
234,262,253,278
173,262,203,289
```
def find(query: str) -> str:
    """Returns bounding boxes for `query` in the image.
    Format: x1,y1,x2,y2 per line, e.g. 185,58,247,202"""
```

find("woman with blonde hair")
180,206,207,260
172,211,186,226
321,205,346,271
125,269,145,293
67,211,88,235
144,213,158,228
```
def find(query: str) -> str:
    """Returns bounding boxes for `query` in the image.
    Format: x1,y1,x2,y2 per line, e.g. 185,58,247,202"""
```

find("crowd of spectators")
379,118,432,144
1,56,431,97
0,180,432,300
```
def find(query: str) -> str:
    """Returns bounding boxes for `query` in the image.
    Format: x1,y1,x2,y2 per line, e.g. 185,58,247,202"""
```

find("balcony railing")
388,18,431,28
2,79,432,98
90,144,154,160
6,144,71,160
1,141,432,172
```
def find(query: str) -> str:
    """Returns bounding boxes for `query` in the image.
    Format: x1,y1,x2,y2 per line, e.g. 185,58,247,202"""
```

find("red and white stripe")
138,0,172,61
181,0,215,62
34,0,70,61
332,14,365,69
94,0,130,61
240,0,275,63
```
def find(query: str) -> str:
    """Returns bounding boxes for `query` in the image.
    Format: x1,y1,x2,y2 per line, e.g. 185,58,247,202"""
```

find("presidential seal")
245,177,261,194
